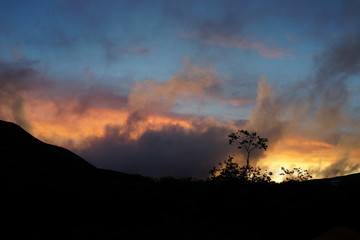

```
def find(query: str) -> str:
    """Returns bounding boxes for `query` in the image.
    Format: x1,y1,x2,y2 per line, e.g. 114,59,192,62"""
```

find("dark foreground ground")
1,120,360,239
3,170,360,240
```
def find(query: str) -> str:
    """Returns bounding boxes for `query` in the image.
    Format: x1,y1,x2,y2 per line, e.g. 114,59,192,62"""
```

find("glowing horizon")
16,78,360,180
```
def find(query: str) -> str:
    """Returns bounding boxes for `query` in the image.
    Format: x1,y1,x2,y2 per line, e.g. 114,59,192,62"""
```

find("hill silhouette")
0,120,150,190
0,120,95,177
1,120,359,240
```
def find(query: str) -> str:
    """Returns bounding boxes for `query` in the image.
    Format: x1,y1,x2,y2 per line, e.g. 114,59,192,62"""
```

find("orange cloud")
26,97,195,149
27,98,128,147
128,58,222,115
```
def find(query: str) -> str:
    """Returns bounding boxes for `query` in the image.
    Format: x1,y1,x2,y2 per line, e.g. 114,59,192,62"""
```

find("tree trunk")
246,152,250,169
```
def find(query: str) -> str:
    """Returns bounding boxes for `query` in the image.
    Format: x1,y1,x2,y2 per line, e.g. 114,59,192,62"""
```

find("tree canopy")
228,130,268,168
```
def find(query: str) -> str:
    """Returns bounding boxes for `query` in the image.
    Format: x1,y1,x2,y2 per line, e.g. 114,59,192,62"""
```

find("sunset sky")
1,0,360,179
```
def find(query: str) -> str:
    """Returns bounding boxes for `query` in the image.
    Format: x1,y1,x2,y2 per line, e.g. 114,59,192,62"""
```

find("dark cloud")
175,0,360,59
102,40,151,63
78,124,230,179
314,34,360,79
280,33,360,123
284,33,360,136
309,34,360,136
72,60,234,178
0,58,128,125
0,60,44,129
321,156,360,178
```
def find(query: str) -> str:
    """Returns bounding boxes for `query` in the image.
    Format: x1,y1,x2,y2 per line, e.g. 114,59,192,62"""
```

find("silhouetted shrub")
209,156,273,183
280,167,312,182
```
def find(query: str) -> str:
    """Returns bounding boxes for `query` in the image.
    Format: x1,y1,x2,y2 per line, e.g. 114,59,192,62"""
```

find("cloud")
177,0,292,59
185,32,292,59
77,33,360,178
102,40,151,62
2,29,360,179
228,76,292,165
128,58,222,115
0,60,45,129
78,122,231,179
124,58,224,137
35,59,239,178
303,33,360,142
244,33,360,177
0,59,130,142
0,57,239,179
72,38,360,178
219,97,254,107
246,77,288,145
39,81,128,117
321,156,360,178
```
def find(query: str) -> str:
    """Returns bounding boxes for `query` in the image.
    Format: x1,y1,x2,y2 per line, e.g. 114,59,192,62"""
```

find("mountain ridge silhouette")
1,120,95,169
0,120,151,191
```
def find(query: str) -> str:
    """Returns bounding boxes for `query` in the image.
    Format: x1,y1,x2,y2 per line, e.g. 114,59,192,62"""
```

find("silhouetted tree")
228,130,268,169
280,167,312,182
209,156,273,183
209,156,240,181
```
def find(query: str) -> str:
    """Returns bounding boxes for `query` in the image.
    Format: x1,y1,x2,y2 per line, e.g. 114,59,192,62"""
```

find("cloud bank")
1,36,360,179
2,36,360,179
0,58,240,178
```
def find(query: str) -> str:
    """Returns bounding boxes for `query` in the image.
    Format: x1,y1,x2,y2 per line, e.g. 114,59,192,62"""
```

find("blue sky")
1,0,350,87
1,0,360,178
1,1,354,84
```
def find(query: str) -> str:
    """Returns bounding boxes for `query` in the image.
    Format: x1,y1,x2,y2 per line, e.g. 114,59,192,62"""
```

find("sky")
1,0,360,180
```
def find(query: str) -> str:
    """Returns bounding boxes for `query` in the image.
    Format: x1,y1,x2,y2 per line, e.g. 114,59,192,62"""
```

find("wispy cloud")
184,32,292,59
244,34,360,178
103,42,151,62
